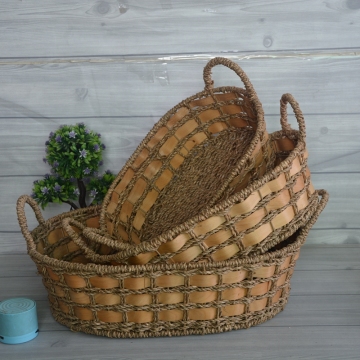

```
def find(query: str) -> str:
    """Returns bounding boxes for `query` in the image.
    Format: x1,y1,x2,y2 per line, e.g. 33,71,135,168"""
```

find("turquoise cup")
0,298,39,344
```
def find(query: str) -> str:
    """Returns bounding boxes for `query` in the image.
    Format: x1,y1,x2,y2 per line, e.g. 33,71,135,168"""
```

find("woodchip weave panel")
100,57,272,245
16,190,328,338
62,93,315,265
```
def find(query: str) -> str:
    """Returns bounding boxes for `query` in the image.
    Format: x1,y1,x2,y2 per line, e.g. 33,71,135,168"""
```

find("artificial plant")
31,123,115,209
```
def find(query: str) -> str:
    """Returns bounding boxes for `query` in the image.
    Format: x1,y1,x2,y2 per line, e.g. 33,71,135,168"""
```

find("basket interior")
32,208,101,264
104,89,274,245
34,214,301,264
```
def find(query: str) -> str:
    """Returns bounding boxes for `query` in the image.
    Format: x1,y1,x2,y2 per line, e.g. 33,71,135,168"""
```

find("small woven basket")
16,191,328,338
62,92,316,265
101,57,272,245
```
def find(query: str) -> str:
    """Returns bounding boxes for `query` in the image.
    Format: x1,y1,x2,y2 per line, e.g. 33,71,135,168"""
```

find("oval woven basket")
103,57,272,244
16,191,328,338
62,92,316,265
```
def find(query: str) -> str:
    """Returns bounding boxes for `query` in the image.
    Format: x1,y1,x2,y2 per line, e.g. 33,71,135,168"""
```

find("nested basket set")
17,57,328,338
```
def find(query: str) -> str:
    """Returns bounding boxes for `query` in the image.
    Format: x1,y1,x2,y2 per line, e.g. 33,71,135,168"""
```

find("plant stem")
58,197,78,210
65,201,79,210
77,179,87,208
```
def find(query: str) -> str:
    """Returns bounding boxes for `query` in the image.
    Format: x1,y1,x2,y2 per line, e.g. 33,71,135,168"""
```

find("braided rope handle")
16,195,46,252
63,214,170,264
280,93,306,141
312,189,329,223
62,217,132,264
203,57,258,99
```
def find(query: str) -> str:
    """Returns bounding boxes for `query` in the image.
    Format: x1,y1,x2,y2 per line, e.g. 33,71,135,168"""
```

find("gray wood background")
1,1,360,358
1,0,360,253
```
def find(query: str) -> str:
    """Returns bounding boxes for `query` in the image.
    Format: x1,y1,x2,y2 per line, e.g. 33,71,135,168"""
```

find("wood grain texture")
0,1,359,357
0,173,356,232
1,0,360,58
306,229,360,245
0,325,359,360
298,245,360,269
268,294,360,327
0,113,358,176
0,117,152,177
0,56,359,119
290,269,360,295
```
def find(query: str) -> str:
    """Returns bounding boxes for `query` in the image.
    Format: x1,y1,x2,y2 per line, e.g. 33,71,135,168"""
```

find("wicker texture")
16,191,328,338
62,92,315,265
16,57,329,338
100,57,272,246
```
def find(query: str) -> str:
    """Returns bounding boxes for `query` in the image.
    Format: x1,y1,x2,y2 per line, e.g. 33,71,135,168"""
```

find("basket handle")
306,189,329,229
203,57,258,99
62,217,132,264
62,216,166,264
16,195,46,251
280,93,306,141
316,189,329,216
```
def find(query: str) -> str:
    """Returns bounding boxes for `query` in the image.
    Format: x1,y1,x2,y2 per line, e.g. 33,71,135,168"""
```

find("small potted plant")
31,123,115,210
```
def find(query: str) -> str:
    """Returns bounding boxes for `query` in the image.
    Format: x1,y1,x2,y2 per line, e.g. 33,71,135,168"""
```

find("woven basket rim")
19,190,327,275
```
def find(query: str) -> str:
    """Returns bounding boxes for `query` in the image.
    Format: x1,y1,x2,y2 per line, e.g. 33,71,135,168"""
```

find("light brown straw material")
101,57,272,244
62,92,315,265
16,190,328,338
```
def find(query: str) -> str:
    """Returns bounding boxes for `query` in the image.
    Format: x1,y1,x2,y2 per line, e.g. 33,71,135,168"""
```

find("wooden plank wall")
1,0,359,253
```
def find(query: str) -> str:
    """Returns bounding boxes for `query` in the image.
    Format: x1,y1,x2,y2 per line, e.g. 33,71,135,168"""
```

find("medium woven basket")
16,191,328,338
62,92,315,265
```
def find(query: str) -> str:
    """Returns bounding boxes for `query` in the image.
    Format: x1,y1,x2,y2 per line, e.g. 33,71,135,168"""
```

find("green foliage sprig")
45,123,103,179
87,170,116,205
31,123,115,210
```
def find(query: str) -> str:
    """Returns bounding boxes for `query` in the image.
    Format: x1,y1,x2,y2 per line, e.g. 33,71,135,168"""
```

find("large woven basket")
62,92,315,265
17,191,328,338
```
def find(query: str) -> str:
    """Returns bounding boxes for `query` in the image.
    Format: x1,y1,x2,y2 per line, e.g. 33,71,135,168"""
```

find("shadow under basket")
17,190,328,338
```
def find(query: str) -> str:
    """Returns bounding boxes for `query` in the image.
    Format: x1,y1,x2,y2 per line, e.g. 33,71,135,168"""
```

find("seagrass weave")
100,57,272,245
62,93,316,265
16,191,328,338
